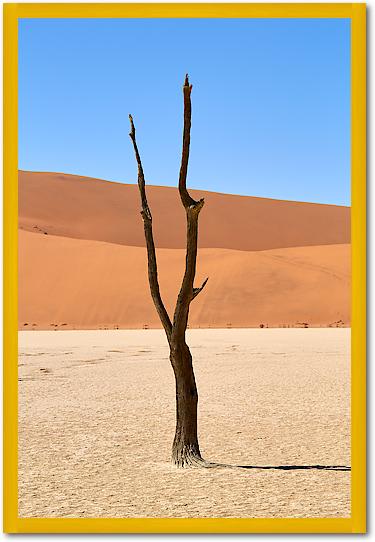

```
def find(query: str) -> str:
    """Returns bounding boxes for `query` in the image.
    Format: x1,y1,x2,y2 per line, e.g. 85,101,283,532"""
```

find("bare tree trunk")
170,343,202,467
129,75,208,467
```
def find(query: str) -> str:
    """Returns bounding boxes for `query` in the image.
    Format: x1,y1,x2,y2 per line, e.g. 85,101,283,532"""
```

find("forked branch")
129,115,172,341
129,75,208,345
192,277,209,300
172,75,207,340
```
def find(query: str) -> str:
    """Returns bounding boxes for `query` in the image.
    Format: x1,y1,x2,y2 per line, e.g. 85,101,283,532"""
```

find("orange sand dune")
19,171,350,251
19,230,350,329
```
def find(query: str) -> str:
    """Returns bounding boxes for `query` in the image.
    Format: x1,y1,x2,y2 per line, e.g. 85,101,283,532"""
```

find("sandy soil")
19,230,350,329
18,329,350,519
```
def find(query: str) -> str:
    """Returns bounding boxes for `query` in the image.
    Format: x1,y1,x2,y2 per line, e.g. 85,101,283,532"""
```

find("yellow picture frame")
3,3,366,533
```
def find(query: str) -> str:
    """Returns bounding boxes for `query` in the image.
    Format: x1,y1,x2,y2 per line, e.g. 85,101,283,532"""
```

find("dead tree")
129,75,208,467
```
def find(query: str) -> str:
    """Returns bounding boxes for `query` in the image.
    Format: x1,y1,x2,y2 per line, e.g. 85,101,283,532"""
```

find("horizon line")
19,169,351,209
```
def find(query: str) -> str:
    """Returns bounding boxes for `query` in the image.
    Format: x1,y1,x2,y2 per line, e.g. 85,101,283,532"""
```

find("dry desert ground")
18,328,350,519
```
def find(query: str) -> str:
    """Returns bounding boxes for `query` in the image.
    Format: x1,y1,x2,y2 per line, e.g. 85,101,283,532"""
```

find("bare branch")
129,115,152,220
129,114,172,341
178,74,199,209
192,277,209,301
172,76,208,341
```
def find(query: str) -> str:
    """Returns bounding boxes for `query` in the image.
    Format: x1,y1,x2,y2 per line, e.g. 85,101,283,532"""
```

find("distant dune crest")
19,171,350,251
18,171,351,329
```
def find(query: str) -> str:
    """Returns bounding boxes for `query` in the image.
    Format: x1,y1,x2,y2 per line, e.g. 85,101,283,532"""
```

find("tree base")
171,443,206,468
171,443,221,469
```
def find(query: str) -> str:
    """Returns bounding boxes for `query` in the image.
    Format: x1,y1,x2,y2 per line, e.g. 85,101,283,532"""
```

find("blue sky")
19,18,350,205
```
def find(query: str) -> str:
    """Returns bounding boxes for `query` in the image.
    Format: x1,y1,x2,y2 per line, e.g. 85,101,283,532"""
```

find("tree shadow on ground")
235,464,350,472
